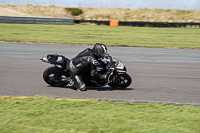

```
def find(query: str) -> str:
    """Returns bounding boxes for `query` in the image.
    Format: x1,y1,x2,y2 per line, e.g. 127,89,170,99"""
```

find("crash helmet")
93,43,107,58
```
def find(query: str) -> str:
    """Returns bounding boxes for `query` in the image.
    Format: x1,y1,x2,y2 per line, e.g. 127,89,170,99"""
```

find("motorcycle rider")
69,43,108,91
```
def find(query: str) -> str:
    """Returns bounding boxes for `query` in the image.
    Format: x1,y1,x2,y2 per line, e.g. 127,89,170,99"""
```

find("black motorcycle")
40,54,132,89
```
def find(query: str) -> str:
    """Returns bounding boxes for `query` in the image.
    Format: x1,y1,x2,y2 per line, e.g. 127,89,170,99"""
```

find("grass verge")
0,23,200,49
0,97,200,133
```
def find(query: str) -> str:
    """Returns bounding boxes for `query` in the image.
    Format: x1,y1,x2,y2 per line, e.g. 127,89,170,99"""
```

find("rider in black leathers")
69,43,108,91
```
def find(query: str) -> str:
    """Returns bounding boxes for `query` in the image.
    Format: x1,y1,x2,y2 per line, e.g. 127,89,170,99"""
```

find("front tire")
43,66,70,87
109,73,132,89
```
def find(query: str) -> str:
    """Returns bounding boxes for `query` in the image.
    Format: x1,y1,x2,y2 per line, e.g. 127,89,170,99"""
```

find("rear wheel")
109,73,132,89
43,66,70,87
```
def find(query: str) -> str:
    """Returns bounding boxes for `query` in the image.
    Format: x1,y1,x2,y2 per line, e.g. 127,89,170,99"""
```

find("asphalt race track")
0,42,200,105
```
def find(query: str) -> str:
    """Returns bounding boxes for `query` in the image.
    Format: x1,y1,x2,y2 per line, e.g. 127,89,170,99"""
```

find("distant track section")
0,16,74,25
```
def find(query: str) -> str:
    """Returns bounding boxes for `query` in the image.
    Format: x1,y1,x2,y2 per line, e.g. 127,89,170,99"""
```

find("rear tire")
109,73,132,89
43,66,70,87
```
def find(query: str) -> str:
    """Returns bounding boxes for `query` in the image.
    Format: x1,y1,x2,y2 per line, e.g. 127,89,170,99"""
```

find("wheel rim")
48,73,67,86
113,76,128,86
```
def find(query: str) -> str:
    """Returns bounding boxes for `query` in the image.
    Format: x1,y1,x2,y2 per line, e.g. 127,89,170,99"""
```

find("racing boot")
72,75,87,91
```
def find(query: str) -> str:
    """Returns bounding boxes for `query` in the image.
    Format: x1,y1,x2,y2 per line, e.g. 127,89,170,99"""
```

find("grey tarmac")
0,42,200,105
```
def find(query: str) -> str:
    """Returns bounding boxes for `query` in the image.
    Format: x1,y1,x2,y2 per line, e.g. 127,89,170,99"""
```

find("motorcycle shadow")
87,87,134,91
61,86,134,91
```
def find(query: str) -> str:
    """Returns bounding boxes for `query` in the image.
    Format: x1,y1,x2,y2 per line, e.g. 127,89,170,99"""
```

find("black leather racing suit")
69,48,103,90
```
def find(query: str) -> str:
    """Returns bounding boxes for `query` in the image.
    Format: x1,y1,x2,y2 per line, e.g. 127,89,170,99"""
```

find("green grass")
0,97,200,133
0,23,200,49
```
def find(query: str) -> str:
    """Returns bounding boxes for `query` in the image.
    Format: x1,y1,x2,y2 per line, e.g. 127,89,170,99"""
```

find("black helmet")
93,43,107,58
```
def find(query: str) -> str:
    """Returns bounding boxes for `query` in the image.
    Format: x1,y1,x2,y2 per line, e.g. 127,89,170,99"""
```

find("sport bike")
40,54,132,89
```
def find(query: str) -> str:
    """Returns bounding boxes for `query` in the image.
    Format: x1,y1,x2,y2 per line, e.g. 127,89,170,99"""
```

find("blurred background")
0,0,200,23
1,0,200,10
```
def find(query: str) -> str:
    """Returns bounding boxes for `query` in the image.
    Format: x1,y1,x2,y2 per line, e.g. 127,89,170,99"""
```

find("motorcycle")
40,54,132,89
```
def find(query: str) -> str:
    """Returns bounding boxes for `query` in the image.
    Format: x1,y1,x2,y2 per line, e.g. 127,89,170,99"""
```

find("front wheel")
109,73,132,89
43,66,70,87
